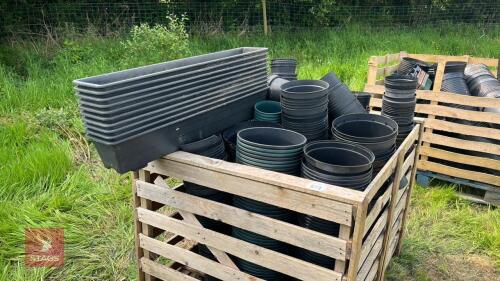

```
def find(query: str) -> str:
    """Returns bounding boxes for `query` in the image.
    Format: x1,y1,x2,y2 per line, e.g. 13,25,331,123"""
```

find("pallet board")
364,52,500,207
132,124,421,281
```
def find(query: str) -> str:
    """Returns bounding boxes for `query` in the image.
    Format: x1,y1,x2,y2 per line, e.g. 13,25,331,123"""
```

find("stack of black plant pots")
254,100,281,123
302,141,375,190
179,135,232,263
234,127,306,280
271,59,297,80
297,140,374,267
382,74,418,146
222,120,281,162
321,72,366,123
331,114,398,175
281,80,330,141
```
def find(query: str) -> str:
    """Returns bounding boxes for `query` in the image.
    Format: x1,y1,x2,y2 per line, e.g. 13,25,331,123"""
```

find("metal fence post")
261,0,268,35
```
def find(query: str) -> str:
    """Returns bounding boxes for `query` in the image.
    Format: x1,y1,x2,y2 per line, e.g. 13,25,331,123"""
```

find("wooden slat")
369,98,382,109
152,178,237,270
137,207,343,281
416,104,500,125
420,146,500,171
376,152,405,281
367,57,379,85
391,213,403,238
146,155,354,226
363,153,398,202
376,64,399,77
386,53,402,64
393,193,408,227
401,149,415,177
418,160,500,186
418,91,500,112
133,172,147,281
364,84,385,94
140,235,262,281
468,57,499,66
422,132,500,156
365,124,419,202
334,225,352,274
373,53,401,65
396,123,423,256
159,151,365,205
364,188,391,234
363,259,380,281
424,118,500,141
399,125,420,156
137,180,348,260
418,91,500,108
361,210,388,262
179,210,238,269
396,178,409,205
346,203,369,281
357,234,384,281
363,85,500,109
385,217,402,265
139,170,154,281
408,54,470,63
140,258,198,281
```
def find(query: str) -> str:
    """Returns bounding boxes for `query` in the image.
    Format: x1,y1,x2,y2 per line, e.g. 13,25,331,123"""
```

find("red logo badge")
25,228,64,267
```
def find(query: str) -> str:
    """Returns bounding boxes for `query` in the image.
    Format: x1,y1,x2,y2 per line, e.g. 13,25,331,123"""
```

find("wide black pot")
222,120,281,162
384,74,418,91
271,58,297,75
331,114,398,143
281,80,329,100
303,141,374,175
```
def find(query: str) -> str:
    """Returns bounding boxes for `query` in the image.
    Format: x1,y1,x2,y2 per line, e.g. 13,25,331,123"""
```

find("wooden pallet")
132,124,421,281
364,52,500,207
416,171,500,205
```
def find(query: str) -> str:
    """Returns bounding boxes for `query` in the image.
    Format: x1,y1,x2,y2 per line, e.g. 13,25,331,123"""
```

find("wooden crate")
364,52,500,206
131,124,421,281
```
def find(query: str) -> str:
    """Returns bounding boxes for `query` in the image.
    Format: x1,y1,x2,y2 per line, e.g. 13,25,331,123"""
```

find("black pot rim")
303,140,375,172
237,127,307,150
332,113,399,142
281,80,329,100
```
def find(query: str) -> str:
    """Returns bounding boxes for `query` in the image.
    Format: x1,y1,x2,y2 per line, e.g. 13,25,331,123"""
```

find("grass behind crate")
0,24,499,280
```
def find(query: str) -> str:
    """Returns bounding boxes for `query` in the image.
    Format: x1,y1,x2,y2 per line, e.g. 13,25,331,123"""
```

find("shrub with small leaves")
122,14,189,64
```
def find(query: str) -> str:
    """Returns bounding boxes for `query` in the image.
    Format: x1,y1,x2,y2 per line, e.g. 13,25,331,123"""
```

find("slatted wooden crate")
131,123,421,281
364,52,500,206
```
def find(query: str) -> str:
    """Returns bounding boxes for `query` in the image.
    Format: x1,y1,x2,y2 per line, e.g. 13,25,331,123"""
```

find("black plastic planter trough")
74,47,269,173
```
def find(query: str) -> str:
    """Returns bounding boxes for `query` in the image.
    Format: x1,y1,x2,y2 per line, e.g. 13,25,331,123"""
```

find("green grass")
0,24,499,280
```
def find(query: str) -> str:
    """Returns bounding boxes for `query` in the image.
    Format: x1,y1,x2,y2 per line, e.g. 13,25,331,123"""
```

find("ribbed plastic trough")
74,48,268,173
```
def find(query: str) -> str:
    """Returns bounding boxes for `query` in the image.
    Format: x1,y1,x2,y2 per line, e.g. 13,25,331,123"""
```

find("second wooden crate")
364,52,500,206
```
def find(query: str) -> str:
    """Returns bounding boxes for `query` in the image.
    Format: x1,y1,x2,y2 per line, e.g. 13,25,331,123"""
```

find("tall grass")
0,24,499,280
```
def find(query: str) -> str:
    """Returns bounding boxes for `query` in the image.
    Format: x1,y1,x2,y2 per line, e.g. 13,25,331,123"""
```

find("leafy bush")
122,14,189,63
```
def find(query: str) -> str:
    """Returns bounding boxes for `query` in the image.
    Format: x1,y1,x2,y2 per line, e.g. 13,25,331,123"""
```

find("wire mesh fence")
2,1,499,37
